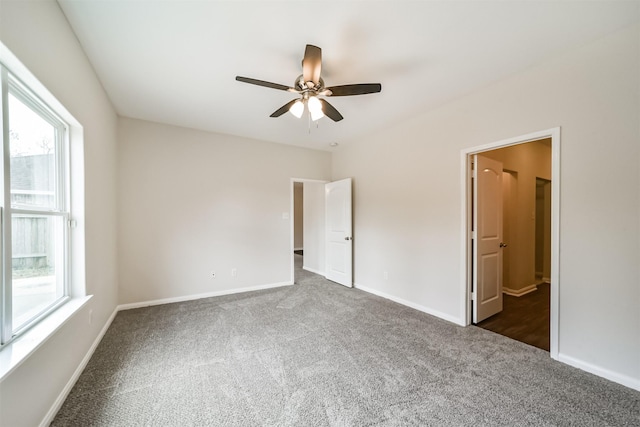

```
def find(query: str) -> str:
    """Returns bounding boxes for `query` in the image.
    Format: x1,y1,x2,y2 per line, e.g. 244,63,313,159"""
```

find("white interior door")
325,178,352,287
473,155,504,323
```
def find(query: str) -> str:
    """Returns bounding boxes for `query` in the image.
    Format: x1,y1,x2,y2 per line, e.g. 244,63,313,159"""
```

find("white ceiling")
58,1,638,151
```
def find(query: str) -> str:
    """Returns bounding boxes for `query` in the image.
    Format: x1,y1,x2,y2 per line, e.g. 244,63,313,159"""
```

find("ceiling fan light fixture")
289,99,304,118
236,44,381,123
308,96,324,121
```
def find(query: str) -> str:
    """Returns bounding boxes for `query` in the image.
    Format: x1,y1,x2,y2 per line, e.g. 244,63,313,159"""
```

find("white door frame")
289,178,328,285
460,127,561,359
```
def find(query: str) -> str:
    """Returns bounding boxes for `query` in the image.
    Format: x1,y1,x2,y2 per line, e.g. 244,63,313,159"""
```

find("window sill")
0,295,92,381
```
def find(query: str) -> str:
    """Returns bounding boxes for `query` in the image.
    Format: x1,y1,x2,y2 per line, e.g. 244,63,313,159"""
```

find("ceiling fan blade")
320,99,344,122
236,76,293,92
270,99,298,117
326,83,382,96
302,45,322,87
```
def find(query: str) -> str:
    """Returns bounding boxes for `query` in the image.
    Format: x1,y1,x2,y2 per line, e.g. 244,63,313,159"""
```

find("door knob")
499,242,508,248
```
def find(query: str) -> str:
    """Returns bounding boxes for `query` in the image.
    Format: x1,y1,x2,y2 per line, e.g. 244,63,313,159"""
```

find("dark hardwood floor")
476,283,550,351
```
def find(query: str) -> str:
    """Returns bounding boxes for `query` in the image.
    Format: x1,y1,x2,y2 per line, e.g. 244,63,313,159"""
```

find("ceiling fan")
236,44,382,122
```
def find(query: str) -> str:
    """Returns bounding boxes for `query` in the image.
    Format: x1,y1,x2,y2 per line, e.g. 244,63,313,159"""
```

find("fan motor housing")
296,74,324,93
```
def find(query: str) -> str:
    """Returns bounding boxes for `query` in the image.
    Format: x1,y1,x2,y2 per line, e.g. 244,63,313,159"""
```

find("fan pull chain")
306,111,321,134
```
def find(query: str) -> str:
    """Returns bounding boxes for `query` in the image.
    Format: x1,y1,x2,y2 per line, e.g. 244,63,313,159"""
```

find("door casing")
461,127,561,359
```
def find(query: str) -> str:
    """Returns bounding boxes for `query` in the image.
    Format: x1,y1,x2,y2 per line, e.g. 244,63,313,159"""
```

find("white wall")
117,118,331,305
0,1,119,425
332,24,640,388
302,181,326,275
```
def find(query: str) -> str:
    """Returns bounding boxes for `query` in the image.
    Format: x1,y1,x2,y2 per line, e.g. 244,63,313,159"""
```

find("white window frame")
0,65,71,346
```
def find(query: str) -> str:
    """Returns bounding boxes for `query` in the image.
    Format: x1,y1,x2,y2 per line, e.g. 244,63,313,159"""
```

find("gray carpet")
52,255,639,426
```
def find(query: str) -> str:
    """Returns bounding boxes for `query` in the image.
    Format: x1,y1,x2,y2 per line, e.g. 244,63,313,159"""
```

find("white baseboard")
503,284,538,297
557,353,640,392
302,266,325,276
40,307,118,427
117,281,293,311
354,282,465,326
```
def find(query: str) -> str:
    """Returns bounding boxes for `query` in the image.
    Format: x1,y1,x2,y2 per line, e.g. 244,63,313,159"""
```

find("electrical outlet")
383,271,389,280
231,268,237,277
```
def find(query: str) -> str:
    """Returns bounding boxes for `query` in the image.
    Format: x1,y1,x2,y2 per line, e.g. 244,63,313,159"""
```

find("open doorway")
535,178,552,283
293,182,304,283
289,178,353,287
475,152,552,350
463,128,560,357
290,179,328,285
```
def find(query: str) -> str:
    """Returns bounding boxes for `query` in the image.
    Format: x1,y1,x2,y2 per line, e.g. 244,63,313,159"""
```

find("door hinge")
470,291,476,301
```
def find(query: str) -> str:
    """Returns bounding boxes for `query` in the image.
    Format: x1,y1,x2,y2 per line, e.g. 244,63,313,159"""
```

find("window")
1,66,70,345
